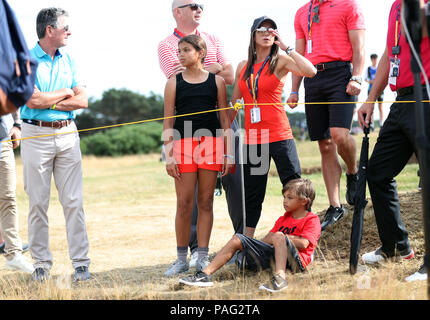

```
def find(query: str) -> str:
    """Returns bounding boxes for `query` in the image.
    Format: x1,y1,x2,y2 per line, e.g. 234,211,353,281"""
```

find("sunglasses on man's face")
51,24,70,32
177,3,204,11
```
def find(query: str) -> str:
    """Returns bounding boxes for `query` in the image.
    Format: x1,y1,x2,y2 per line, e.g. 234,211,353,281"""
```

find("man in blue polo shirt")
20,7,90,282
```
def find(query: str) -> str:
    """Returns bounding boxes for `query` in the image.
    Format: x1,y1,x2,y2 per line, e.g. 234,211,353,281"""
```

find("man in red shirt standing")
358,0,430,282
288,0,365,231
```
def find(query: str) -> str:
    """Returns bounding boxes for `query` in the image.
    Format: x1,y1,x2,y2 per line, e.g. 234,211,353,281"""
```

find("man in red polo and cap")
288,0,365,231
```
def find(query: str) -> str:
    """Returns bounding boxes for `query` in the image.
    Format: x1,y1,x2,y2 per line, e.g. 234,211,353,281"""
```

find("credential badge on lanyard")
389,4,402,86
307,0,320,54
247,56,271,124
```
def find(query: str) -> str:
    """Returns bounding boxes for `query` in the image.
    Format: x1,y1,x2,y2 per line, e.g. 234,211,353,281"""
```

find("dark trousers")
188,120,244,252
244,139,301,229
367,89,430,254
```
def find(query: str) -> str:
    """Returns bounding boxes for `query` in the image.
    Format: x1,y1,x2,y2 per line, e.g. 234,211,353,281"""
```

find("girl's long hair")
242,30,279,81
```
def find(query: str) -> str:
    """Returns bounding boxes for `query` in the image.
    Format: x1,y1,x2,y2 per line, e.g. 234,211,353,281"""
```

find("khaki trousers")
0,140,23,259
21,122,90,270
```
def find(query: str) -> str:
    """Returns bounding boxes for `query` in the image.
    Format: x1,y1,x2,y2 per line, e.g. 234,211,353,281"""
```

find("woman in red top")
230,16,316,237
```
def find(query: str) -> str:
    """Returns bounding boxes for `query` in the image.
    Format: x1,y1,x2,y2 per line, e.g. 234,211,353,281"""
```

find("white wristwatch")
350,76,362,85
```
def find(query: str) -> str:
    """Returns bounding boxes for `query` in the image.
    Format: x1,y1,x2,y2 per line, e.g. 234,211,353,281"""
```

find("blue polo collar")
34,42,63,59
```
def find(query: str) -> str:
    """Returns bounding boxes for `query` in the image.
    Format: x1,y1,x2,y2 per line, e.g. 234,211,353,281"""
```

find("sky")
10,0,396,119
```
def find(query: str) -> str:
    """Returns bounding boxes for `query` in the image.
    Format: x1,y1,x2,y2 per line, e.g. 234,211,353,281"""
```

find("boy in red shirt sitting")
179,178,321,292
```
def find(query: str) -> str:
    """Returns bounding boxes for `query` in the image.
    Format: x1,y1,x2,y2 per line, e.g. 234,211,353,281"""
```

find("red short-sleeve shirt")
294,0,365,65
387,0,430,91
270,211,321,267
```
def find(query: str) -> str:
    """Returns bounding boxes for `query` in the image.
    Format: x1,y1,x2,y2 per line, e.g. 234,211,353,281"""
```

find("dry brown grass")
0,150,427,300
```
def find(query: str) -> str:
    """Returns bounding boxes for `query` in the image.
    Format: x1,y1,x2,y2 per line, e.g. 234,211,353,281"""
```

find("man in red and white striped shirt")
288,0,365,231
158,1,233,83
159,1,244,278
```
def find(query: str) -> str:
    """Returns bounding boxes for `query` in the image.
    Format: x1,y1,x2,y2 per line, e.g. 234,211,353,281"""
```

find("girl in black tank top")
163,35,233,276
174,72,220,139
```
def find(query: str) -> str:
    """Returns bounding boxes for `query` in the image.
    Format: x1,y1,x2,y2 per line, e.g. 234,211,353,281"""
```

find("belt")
314,61,351,72
23,119,73,129
396,86,414,97
396,85,430,97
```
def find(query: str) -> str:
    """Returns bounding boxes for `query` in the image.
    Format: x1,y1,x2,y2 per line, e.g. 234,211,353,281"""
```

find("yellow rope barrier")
2,100,429,144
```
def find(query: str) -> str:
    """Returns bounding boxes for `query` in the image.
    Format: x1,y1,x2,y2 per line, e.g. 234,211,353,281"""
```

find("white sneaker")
362,247,414,265
362,248,388,264
405,265,428,282
189,251,198,268
4,253,35,274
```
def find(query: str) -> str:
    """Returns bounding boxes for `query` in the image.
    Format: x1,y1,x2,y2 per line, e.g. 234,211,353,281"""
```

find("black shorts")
304,64,356,141
235,233,305,273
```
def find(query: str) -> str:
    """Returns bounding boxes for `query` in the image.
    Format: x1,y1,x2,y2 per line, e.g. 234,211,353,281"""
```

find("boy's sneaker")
189,251,198,268
362,247,414,264
179,271,214,287
259,274,288,293
4,253,35,274
320,206,346,231
346,173,358,205
195,256,210,272
164,259,189,277
405,264,428,282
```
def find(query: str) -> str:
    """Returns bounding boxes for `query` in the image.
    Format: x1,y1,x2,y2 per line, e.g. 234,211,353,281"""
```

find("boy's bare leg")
203,235,243,275
267,232,288,279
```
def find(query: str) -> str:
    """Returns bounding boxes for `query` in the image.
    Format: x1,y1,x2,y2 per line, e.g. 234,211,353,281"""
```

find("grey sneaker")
73,266,91,282
195,256,210,272
320,205,346,231
259,274,288,293
164,259,189,277
179,271,214,287
32,267,50,282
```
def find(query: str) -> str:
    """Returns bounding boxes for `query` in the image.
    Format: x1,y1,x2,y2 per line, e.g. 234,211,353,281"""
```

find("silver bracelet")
284,46,294,56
